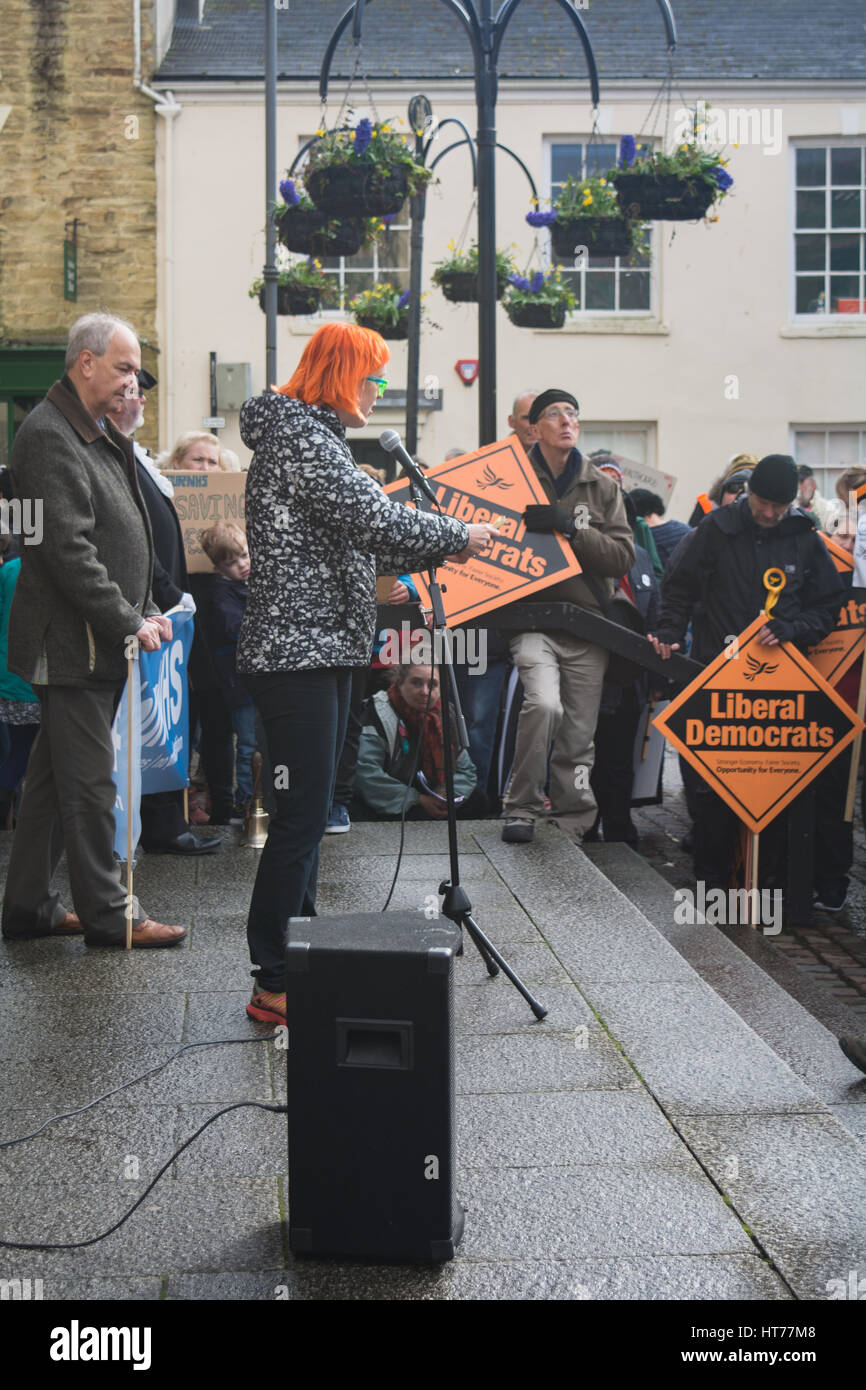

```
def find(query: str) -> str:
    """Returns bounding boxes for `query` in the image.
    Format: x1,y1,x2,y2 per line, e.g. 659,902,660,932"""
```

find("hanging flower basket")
435,269,510,303
612,172,715,222
349,282,415,340
550,216,634,260
506,301,567,330
502,269,574,330
355,313,409,340
306,163,410,220
257,285,321,316
303,118,431,220
276,207,366,258
610,132,734,224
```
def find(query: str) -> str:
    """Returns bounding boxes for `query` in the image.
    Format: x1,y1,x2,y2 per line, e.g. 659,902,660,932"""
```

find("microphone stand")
403,474,547,1021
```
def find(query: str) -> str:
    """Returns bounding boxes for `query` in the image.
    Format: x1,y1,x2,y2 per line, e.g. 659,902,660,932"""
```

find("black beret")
528,389,579,424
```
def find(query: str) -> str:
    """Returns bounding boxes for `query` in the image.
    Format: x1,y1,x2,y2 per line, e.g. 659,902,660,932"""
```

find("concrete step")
584,840,866,1147
478,825,866,1297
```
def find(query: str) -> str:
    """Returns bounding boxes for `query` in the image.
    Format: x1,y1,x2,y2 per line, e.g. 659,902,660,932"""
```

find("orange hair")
278,321,389,416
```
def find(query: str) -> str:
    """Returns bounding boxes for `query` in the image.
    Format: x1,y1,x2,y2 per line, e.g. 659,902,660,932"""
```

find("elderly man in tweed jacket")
1,314,185,947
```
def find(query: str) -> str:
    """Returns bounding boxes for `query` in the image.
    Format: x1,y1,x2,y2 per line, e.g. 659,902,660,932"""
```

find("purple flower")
508,274,530,291
618,135,636,169
529,271,546,293
279,178,300,206
354,118,373,155
712,166,734,191
526,210,557,227
382,213,398,225
398,290,410,308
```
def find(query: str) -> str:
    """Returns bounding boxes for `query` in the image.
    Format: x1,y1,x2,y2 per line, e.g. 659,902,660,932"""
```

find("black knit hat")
749,454,798,504
528,389,579,424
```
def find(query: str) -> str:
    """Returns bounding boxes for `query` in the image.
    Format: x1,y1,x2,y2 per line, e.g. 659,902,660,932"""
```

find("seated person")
353,664,486,819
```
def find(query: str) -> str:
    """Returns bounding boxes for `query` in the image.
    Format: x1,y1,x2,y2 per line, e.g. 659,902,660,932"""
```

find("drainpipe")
133,0,182,446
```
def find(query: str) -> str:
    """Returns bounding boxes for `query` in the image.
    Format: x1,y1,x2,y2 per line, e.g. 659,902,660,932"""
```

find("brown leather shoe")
50,912,84,935
130,918,187,948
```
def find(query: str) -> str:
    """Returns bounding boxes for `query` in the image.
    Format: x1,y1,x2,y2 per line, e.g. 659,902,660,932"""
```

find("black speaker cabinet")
286,912,464,1263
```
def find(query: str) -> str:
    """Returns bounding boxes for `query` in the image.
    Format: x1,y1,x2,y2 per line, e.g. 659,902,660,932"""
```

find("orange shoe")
247,989,286,1025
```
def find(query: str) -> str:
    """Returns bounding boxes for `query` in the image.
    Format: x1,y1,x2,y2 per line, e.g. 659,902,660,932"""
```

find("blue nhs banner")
140,608,194,794
112,609,195,858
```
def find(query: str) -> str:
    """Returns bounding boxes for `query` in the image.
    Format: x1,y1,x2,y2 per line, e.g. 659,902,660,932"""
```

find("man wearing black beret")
502,388,635,843
649,453,844,893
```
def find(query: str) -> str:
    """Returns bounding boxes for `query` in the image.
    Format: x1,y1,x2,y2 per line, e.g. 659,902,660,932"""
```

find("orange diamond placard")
383,436,581,625
654,614,865,833
808,536,865,687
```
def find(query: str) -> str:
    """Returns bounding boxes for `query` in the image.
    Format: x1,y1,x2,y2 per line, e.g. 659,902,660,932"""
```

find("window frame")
790,137,866,322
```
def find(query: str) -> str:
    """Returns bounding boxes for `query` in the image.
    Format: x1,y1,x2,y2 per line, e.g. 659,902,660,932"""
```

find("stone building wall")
0,0,160,446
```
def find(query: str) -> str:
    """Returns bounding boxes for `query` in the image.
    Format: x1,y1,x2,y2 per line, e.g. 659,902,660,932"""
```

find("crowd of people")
0,312,863,1066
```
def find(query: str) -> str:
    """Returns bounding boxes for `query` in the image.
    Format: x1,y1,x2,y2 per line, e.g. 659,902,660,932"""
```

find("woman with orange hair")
237,322,497,1024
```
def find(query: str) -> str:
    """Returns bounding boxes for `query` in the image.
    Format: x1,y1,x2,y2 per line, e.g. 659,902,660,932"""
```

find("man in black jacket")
649,454,843,889
107,375,220,855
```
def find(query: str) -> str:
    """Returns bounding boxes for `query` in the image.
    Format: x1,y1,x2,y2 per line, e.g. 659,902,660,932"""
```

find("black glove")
764,617,794,643
522,504,576,538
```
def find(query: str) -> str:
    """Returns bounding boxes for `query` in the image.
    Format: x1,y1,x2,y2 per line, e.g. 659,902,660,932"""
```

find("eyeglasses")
365,376,388,398
724,483,747,497
539,408,579,424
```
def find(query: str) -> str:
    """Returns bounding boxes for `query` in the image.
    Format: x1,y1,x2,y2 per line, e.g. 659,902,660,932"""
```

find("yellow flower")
316,128,325,136
680,144,688,151
372,130,378,138
381,124,391,133
600,178,606,186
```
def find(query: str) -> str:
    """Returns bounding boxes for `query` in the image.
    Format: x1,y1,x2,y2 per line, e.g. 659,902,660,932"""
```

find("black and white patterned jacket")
237,394,469,673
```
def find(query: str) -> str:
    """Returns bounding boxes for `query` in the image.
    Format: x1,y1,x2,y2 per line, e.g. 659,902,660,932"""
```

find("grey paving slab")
828,1102,866,1143
1,946,250,995
454,983,595,1034
0,1179,285,1276
172,1103,287,1179
314,881,519,913
455,1029,639,1093
756,1243,866,1302
24,1277,165,1301
0,994,186,1057
166,1254,789,1301
677,1114,866,1258
582,979,826,1116
587,843,866,1110
319,822,483,856
0,1038,273,1111
476,827,696,984
454,940,570,987
458,1091,687,1169
316,854,503,883
455,1162,754,1260
0,1104,179,1185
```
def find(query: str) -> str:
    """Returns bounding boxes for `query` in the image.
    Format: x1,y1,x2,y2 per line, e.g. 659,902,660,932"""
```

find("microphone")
379,429,439,507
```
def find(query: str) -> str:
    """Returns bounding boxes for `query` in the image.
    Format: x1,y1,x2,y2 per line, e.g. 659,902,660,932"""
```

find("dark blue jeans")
245,667,352,991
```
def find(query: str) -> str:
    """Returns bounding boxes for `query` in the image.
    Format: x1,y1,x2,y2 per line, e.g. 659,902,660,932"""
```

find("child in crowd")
199,522,256,822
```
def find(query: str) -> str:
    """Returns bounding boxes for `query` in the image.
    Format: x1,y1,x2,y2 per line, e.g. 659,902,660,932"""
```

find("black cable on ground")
0,1034,278,1150
0,1100,288,1251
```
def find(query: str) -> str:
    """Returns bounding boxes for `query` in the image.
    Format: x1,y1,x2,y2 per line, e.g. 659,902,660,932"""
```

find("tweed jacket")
237,394,469,673
524,445,635,615
8,377,158,687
